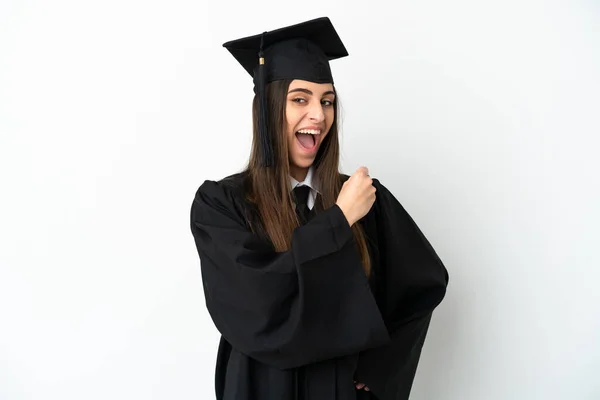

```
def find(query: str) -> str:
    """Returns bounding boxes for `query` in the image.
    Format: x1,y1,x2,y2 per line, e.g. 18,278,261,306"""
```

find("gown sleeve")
354,179,449,400
190,179,390,370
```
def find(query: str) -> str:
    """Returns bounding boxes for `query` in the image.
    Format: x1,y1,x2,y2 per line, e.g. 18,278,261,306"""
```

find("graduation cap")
223,17,349,167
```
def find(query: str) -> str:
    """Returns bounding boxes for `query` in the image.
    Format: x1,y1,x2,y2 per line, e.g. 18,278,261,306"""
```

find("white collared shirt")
289,165,320,210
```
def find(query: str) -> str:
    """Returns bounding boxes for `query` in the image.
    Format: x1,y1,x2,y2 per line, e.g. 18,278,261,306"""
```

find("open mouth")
295,130,320,152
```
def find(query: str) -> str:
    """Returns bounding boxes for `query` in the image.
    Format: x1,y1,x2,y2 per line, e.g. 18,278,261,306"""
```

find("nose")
307,100,325,123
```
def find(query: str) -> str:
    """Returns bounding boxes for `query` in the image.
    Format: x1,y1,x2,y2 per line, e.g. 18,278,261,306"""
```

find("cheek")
325,108,335,128
286,107,300,137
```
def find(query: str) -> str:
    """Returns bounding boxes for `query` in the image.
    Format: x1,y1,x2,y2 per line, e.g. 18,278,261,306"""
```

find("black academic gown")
190,172,448,400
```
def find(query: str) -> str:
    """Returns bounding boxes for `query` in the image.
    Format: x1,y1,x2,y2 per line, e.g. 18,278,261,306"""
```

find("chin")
294,157,315,168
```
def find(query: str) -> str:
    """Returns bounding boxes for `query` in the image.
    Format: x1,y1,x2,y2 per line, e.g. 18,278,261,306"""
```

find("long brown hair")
242,79,371,277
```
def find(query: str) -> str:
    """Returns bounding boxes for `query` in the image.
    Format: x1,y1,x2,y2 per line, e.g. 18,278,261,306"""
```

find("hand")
336,166,376,226
354,380,370,391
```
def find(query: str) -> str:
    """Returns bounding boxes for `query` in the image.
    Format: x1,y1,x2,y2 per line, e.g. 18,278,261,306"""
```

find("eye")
321,99,334,107
292,97,307,104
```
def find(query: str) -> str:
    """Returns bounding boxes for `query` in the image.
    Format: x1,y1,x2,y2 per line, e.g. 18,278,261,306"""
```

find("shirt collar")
289,165,320,194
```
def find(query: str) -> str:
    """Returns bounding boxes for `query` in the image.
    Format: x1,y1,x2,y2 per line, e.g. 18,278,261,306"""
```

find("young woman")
190,17,449,400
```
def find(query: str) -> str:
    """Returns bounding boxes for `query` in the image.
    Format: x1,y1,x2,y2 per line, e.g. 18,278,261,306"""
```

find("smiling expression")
285,79,336,181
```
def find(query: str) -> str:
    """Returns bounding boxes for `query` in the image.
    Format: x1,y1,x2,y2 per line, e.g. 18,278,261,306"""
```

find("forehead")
288,79,334,94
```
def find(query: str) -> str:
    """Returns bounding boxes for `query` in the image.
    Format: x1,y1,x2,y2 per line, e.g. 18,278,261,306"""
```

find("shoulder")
192,171,250,218
371,177,401,210
219,171,249,192
339,172,389,195
338,173,399,218
194,171,248,200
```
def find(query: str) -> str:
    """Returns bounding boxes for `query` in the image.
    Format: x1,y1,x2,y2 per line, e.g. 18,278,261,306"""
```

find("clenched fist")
336,166,376,226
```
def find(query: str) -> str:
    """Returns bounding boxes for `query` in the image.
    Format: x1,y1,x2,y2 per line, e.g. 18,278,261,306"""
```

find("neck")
290,165,309,182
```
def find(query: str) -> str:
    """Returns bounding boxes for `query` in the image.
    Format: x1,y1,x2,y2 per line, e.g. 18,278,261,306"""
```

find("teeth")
297,129,321,135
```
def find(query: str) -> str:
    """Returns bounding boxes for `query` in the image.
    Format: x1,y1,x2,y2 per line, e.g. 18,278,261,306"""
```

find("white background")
1,1,599,399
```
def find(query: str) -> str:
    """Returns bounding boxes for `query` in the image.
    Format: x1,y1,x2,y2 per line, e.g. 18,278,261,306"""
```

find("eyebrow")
288,88,336,96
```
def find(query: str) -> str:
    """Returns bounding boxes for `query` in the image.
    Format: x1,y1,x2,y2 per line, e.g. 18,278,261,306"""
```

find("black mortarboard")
223,17,349,167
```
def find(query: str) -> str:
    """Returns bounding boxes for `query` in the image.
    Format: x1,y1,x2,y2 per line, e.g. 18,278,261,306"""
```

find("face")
285,79,335,181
